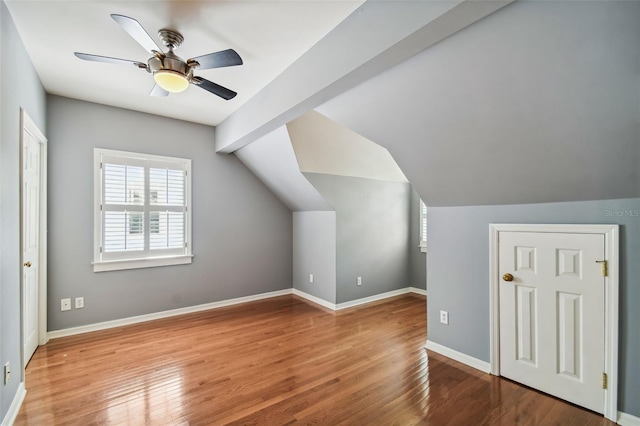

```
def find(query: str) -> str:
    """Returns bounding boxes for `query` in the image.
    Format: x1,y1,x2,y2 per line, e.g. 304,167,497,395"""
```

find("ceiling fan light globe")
154,70,189,93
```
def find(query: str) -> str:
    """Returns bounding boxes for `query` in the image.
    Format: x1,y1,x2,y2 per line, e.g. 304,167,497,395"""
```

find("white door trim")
489,223,618,422
20,109,48,358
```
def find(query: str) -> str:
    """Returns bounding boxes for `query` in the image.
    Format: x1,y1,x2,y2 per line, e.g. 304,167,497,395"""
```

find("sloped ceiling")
317,0,640,206
235,111,410,212
7,0,639,208
235,126,332,212
287,111,407,183
215,0,512,153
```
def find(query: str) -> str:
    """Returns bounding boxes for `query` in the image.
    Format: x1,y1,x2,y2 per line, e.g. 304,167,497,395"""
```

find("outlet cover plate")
75,297,84,309
440,310,449,325
3,362,10,385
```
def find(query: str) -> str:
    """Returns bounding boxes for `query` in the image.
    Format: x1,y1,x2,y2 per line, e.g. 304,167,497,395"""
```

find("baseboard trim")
619,411,640,426
293,287,426,312
1,382,26,426
292,289,336,310
48,286,426,340
425,340,491,374
336,288,413,310
409,287,427,296
48,289,293,340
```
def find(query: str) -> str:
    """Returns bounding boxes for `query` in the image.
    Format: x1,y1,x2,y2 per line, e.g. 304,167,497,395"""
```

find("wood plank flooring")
16,294,614,425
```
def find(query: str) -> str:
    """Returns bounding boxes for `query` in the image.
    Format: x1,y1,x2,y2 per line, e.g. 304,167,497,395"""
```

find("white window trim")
93,254,193,273
419,200,427,253
93,148,192,272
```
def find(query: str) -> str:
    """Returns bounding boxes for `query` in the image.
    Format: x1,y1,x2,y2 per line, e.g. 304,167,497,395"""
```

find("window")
93,148,192,272
419,200,427,252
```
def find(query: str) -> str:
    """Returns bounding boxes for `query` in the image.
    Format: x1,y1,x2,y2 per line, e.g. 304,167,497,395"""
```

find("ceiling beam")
215,0,514,153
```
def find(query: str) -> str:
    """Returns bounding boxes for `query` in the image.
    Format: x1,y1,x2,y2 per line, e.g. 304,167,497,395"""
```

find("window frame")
419,200,427,253
93,148,192,272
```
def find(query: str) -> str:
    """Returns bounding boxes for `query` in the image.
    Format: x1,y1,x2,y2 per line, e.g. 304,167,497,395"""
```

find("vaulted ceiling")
6,0,640,207
231,0,639,207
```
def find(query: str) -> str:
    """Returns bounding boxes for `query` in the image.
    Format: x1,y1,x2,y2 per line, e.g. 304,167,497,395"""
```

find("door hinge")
602,372,608,389
596,260,608,277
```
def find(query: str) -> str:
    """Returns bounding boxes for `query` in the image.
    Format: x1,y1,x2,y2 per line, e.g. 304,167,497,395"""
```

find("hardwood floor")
16,294,613,425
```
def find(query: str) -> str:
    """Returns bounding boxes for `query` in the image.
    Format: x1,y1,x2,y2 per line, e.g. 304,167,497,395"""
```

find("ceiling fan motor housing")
148,50,193,81
144,29,192,80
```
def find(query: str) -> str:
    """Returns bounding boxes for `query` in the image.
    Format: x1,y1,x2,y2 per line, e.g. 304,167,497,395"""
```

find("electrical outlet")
61,298,71,311
440,310,449,325
309,274,314,283
75,297,84,309
4,362,10,385
357,276,362,286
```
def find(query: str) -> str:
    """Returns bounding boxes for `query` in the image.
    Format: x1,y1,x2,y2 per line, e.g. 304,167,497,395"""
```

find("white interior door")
22,125,41,365
499,231,605,413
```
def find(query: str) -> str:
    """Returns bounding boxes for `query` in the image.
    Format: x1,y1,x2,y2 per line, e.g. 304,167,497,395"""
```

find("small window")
93,148,192,272
419,200,427,252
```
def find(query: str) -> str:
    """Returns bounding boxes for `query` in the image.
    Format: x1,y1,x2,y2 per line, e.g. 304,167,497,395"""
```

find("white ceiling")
5,0,362,126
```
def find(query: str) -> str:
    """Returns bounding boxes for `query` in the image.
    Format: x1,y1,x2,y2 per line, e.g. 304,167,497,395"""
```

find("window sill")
93,255,193,272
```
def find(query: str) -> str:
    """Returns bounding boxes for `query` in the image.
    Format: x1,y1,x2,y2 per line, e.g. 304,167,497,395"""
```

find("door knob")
502,273,514,282
24,261,32,268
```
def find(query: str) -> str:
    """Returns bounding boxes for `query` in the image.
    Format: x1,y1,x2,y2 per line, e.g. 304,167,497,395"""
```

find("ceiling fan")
75,14,243,100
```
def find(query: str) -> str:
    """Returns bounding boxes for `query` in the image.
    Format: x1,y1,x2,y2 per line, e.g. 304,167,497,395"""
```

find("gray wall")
305,173,411,304
427,198,640,416
409,188,426,290
0,1,47,420
46,96,292,331
292,211,337,303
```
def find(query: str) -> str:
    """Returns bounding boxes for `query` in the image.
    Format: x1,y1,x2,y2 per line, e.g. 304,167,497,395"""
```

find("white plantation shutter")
103,211,145,252
149,167,186,250
102,162,145,253
419,200,427,252
94,149,192,271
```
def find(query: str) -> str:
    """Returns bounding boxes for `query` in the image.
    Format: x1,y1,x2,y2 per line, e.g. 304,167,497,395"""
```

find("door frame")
489,224,618,422
20,109,48,367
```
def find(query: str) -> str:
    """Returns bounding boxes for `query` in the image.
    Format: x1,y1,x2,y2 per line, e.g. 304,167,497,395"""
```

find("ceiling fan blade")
192,77,237,100
74,52,144,67
150,84,169,97
189,49,243,70
111,14,163,54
